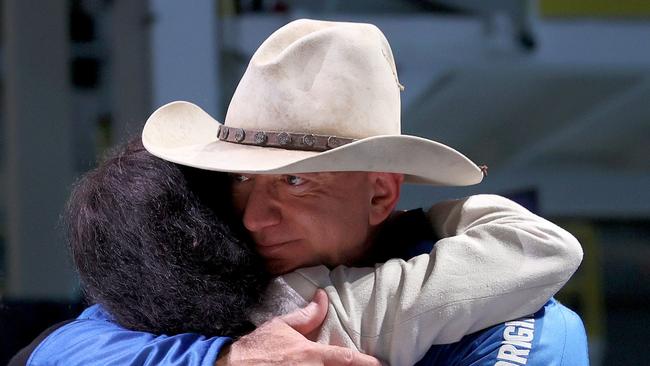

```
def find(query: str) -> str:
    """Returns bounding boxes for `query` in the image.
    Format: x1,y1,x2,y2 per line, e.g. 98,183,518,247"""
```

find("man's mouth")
255,240,295,256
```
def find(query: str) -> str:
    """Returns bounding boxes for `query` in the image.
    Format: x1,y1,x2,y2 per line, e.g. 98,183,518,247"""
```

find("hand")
216,289,382,365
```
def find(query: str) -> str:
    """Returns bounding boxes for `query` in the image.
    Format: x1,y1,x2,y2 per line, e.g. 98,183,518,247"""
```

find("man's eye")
284,175,305,186
230,174,251,183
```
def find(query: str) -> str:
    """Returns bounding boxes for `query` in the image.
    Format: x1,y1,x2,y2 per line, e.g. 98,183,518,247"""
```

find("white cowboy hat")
142,19,483,186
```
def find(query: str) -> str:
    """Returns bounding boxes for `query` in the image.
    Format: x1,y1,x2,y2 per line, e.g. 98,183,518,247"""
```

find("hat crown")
224,19,402,139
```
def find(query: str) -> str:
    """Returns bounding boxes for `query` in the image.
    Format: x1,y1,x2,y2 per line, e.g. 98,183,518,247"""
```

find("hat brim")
142,101,483,186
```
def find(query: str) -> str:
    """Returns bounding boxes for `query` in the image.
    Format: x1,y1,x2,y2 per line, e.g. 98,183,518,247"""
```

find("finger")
319,344,383,366
280,288,329,335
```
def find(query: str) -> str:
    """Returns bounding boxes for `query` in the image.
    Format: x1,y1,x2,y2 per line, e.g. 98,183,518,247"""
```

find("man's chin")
265,259,301,275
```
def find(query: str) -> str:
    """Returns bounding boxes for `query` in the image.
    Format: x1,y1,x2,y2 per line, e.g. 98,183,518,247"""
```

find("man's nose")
241,179,281,233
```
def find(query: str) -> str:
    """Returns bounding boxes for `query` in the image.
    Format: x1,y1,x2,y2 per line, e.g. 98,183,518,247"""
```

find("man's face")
229,172,377,274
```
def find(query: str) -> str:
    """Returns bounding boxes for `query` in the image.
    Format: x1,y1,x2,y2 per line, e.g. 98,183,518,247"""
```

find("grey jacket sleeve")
275,194,583,365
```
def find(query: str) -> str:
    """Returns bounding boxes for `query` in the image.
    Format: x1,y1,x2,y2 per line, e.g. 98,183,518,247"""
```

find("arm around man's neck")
267,194,582,365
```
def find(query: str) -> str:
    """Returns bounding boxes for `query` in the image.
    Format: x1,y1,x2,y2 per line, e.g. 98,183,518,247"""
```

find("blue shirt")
28,305,229,366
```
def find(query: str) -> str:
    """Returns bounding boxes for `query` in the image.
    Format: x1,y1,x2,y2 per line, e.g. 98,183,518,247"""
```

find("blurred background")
0,0,648,364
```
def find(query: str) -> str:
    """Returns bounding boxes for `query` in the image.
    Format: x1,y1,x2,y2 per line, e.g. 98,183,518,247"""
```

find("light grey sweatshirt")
252,195,583,365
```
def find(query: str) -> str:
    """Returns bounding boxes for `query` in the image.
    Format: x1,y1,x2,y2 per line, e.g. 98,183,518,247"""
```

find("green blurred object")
556,221,606,365
540,0,650,18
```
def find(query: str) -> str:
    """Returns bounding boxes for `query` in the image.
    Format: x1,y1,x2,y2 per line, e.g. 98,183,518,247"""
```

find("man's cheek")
231,199,247,216
229,187,251,212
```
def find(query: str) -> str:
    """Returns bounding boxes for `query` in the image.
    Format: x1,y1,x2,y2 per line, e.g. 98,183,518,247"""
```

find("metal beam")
500,77,650,171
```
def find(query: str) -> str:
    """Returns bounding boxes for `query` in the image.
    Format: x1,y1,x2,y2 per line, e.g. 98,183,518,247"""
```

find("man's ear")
368,173,404,226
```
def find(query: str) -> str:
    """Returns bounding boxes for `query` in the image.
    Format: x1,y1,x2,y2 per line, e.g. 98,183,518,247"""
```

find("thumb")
280,288,329,336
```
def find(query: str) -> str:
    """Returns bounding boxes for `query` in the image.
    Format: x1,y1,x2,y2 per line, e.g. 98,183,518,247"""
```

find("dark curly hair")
64,138,270,337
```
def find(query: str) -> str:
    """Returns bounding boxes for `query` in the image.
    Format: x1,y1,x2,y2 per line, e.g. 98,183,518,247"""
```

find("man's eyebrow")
297,172,335,180
287,172,321,178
